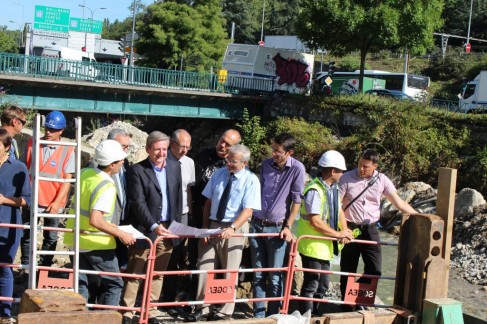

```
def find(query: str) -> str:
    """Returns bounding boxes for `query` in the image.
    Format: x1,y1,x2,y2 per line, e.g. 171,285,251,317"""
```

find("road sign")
465,43,471,53
69,18,103,34
34,5,70,32
325,76,333,86
258,40,265,46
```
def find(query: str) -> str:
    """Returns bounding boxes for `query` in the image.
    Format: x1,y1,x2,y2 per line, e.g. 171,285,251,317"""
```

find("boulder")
18,310,121,324
19,289,85,313
454,188,486,220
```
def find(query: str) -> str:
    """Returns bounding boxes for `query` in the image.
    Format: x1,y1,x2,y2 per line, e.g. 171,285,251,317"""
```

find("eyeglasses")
173,142,192,151
16,117,26,126
225,159,243,165
272,148,287,155
121,144,130,151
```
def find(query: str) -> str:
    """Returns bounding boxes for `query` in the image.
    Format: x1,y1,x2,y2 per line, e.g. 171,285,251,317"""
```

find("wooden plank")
436,168,457,268
322,310,397,324
423,257,449,299
393,214,444,312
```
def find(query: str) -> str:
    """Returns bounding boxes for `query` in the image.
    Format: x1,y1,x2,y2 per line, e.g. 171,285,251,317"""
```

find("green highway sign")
69,18,103,34
34,5,70,25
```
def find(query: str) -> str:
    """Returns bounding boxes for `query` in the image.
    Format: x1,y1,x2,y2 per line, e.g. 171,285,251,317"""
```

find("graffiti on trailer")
273,53,310,88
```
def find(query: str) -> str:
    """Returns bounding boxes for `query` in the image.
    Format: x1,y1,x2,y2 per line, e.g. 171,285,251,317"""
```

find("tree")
136,0,228,71
295,0,444,90
0,27,18,53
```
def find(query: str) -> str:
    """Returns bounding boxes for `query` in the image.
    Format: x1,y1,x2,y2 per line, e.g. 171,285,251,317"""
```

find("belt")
252,218,284,227
347,222,376,230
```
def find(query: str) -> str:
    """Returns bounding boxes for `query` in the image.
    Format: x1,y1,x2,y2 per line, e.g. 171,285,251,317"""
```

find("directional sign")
465,43,471,53
34,5,70,33
69,18,103,34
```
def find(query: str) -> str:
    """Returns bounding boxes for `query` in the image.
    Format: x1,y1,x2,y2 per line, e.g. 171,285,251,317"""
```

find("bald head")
215,129,241,159
170,129,192,160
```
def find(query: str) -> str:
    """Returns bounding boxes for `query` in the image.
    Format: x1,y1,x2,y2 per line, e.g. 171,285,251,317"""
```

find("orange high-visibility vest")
26,137,74,207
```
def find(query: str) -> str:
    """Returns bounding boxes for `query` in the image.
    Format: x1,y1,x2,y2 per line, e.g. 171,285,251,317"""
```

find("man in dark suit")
121,131,182,324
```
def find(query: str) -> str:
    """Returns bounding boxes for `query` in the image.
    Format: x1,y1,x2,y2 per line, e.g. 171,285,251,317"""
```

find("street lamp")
260,0,265,43
12,1,24,25
466,0,474,46
78,4,106,52
9,20,22,49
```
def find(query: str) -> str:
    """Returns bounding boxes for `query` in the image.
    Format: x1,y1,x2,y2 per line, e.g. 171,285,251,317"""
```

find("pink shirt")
338,169,396,224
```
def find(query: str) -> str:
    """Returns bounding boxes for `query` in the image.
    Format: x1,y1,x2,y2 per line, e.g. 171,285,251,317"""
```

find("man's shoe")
207,312,231,321
184,309,205,322
121,316,132,324
165,307,179,317
148,317,159,324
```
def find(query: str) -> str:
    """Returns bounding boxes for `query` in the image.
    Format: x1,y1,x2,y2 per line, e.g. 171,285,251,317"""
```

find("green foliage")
0,27,18,53
459,147,487,196
136,0,228,71
267,117,335,170
316,96,469,185
338,55,369,72
236,108,268,170
296,0,444,90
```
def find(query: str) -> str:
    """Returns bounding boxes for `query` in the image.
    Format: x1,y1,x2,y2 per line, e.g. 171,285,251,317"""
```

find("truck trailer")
221,43,314,94
459,71,487,113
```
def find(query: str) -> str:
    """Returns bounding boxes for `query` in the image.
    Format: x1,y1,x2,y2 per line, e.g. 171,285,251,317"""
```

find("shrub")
267,117,335,170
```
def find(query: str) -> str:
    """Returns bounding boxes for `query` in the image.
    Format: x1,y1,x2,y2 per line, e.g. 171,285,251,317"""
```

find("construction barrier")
0,225,400,323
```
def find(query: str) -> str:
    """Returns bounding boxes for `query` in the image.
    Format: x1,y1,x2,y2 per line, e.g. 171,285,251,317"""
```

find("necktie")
216,173,234,221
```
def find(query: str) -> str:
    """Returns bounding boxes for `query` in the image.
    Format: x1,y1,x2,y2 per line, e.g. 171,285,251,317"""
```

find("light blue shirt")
151,161,170,222
304,178,335,218
203,166,261,223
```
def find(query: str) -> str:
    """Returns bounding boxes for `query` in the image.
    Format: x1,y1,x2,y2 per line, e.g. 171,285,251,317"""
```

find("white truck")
221,43,314,94
38,46,98,80
459,71,487,113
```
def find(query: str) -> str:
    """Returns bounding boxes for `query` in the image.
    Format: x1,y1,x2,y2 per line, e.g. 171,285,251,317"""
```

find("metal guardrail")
0,52,274,96
429,98,459,112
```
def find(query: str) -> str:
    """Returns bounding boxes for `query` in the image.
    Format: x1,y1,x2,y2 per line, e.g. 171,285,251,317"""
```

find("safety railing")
0,52,275,96
0,227,399,323
282,234,398,313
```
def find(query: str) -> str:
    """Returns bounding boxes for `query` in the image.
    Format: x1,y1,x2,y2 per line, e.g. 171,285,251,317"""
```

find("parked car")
365,89,413,101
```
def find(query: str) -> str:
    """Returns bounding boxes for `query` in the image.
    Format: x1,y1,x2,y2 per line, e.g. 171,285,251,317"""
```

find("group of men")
2,105,418,323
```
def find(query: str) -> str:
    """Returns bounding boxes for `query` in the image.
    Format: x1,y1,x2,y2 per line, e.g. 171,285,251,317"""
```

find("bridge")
0,52,275,119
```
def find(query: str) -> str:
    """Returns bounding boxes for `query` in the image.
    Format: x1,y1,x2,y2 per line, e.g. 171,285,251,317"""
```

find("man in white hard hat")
338,149,416,310
64,139,136,306
296,150,353,316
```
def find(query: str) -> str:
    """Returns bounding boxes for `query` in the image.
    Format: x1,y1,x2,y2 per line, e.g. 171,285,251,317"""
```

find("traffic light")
81,46,86,52
328,61,335,76
118,37,125,54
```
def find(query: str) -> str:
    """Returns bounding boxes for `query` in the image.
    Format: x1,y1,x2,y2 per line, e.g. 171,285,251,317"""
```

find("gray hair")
171,129,190,143
228,144,251,162
107,128,130,140
146,131,169,148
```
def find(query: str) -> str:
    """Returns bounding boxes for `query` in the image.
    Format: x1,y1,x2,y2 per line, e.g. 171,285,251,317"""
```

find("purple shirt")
253,156,305,222
339,169,396,225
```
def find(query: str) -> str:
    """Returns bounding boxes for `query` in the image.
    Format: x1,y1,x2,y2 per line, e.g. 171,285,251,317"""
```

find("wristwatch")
230,224,237,231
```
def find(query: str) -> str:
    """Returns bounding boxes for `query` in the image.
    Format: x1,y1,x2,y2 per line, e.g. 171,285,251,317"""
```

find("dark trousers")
20,207,59,267
161,238,188,303
339,224,382,299
0,241,20,317
299,254,330,315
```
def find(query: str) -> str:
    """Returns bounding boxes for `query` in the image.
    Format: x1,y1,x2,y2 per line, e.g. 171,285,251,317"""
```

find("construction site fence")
0,224,398,324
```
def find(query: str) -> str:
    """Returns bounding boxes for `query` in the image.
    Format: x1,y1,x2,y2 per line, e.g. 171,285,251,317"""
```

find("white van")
40,46,98,80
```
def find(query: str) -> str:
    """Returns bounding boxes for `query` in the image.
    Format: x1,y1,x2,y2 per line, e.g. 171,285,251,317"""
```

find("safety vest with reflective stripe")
64,168,116,250
296,177,342,261
26,137,74,207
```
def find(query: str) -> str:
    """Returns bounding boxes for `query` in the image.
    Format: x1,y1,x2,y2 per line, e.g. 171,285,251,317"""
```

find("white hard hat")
95,140,127,166
318,150,347,171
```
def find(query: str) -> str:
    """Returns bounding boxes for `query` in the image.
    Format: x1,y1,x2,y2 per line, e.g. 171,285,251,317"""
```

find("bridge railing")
0,52,275,96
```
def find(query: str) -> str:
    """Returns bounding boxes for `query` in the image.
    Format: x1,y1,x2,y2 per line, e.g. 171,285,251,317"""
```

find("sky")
2,0,154,30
